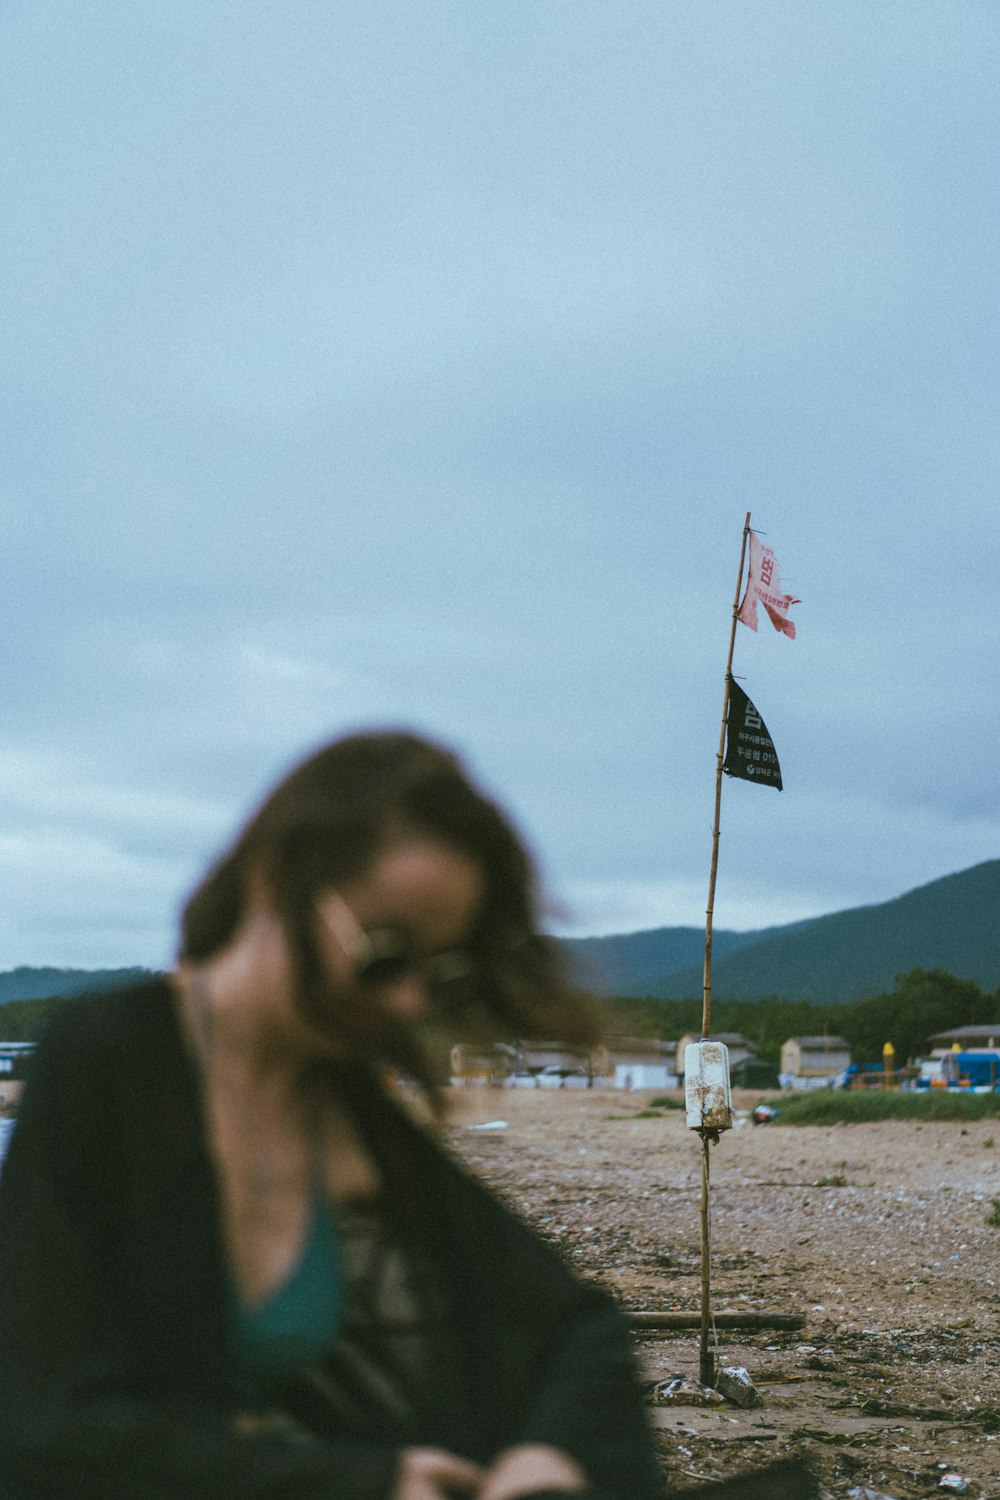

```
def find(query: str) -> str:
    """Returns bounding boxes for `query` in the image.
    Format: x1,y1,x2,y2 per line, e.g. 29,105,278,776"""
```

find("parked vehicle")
923,1050,1000,1092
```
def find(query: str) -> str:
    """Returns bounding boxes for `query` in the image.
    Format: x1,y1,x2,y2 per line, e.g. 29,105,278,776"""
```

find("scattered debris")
650,1376,725,1407
802,1354,838,1371
463,1120,508,1131
859,1398,972,1420
453,1092,1000,1497
937,1475,970,1493
847,1488,899,1500
716,1365,762,1409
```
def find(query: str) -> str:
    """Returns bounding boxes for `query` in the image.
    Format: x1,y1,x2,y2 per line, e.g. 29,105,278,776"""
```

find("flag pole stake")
695,511,751,1391
697,1132,715,1386
702,511,751,1038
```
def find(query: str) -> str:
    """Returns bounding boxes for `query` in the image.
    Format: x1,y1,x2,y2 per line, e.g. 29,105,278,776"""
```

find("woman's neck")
172,964,382,1215
172,959,312,1109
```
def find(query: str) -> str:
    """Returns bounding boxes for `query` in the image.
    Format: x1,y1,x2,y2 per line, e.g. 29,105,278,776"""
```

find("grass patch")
772,1090,1000,1125
986,1200,1000,1228
648,1095,685,1110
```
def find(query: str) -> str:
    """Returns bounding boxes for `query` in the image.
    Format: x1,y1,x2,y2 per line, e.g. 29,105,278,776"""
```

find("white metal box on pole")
684,1041,733,1133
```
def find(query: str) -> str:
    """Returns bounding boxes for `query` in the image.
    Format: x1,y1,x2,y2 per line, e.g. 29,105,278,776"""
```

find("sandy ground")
445,1087,1000,1500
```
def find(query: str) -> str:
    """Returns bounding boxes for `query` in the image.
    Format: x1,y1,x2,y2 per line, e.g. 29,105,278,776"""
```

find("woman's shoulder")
6,977,184,1187
30,973,177,1067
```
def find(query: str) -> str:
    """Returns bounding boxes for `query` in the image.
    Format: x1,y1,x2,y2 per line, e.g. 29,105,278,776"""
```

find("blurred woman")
0,730,665,1500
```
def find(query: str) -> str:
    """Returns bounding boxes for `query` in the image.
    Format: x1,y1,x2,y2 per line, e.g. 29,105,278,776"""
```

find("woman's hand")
392,1446,485,1499
477,1443,586,1500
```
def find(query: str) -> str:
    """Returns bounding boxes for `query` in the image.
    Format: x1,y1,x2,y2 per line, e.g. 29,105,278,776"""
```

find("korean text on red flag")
738,530,800,639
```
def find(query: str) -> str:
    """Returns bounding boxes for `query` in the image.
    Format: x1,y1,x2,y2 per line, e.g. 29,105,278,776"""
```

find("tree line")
594,967,999,1067
1,967,997,1070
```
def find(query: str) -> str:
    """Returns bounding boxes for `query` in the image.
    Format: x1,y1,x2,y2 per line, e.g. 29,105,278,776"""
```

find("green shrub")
772,1090,1000,1126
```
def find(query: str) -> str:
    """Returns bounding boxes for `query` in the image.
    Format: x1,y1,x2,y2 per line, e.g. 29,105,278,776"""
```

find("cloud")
0,2,997,966
0,750,226,842
549,876,835,939
0,752,234,967
0,827,186,969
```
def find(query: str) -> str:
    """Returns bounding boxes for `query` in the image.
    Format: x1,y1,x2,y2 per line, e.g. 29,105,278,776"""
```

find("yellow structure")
882,1041,897,1089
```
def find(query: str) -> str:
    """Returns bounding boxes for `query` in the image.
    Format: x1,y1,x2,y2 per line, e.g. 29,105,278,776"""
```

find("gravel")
446,1088,1000,1499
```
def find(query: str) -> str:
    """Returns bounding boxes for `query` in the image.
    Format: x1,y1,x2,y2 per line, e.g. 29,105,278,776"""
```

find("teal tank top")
233,1187,344,1382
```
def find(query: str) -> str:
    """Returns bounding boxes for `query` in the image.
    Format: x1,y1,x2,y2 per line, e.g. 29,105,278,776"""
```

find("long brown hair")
179,731,598,1100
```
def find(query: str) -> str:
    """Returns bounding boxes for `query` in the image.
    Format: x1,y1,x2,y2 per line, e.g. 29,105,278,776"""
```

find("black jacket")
0,981,665,1499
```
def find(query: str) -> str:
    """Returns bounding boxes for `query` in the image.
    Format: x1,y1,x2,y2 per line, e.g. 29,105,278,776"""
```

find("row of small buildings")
5,1025,998,1105
451,1024,1000,1090
451,1033,829,1089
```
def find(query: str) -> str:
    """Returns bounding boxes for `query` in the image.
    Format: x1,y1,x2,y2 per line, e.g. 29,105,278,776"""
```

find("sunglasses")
315,892,477,999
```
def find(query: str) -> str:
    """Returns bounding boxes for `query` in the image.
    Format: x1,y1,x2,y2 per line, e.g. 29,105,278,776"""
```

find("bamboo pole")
696,511,752,1391
701,511,752,1039
697,1134,714,1386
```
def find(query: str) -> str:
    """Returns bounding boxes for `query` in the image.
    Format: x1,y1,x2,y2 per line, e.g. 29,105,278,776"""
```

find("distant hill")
561,859,1000,1004
0,967,154,1005
560,922,803,998
4,858,999,1012
562,924,777,994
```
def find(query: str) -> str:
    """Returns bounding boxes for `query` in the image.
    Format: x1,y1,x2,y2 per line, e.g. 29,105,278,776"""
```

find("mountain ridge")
0,967,153,1005
561,859,1000,1003
1,860,998,1009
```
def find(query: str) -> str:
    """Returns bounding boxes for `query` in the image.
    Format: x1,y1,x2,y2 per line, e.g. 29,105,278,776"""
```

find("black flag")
723,677,783,790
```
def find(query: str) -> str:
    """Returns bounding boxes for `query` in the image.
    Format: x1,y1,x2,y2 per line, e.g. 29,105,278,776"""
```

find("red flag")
738,530,799,639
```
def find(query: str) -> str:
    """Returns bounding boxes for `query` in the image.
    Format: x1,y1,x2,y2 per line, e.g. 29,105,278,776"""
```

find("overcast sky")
2,1,998,970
